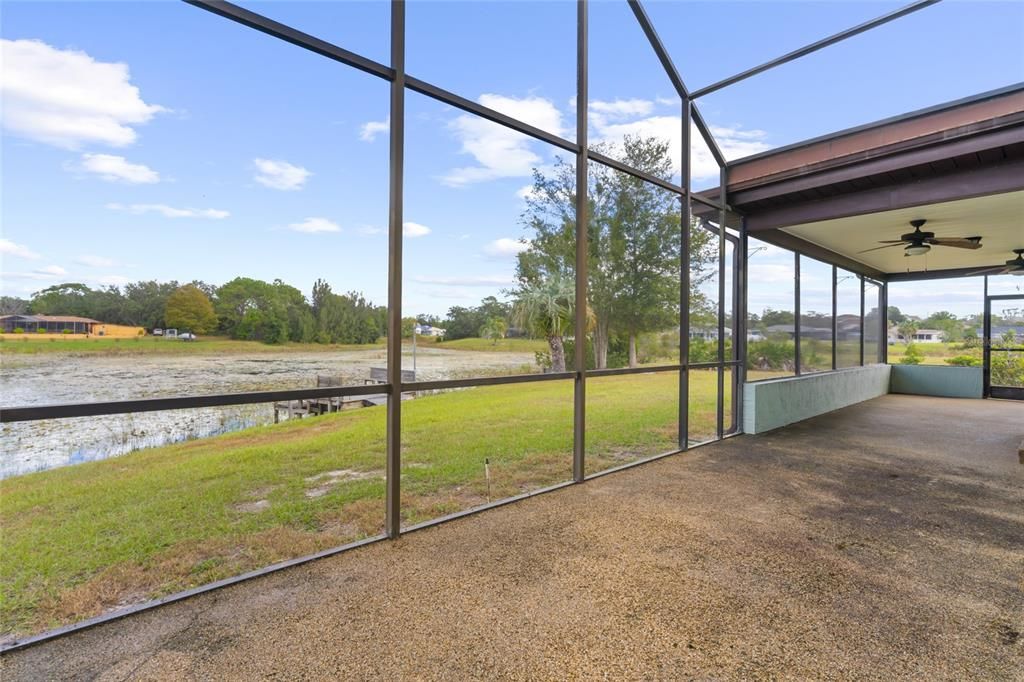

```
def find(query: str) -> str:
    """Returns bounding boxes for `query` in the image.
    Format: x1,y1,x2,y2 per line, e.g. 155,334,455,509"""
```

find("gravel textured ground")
3,394,1022,680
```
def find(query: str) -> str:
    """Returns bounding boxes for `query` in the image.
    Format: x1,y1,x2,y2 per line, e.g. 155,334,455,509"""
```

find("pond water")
0,348,534,479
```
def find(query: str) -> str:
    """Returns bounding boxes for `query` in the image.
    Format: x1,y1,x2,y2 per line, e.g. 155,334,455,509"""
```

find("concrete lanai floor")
4,394,1022,680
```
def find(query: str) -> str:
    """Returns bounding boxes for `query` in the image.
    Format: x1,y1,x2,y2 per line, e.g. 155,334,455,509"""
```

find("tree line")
1,278,386,345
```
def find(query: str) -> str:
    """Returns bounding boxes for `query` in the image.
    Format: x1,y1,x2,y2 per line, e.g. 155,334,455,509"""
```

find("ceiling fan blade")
857,243,905,254
875,240,906,244
927,237,983,249
963,265,1009,277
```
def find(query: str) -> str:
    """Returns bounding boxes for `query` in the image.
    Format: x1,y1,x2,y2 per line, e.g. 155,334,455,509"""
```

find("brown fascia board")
727,85,1024,190
744,154,1024,233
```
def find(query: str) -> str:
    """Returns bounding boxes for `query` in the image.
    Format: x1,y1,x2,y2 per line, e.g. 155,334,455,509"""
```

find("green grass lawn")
0,370,743,637
430,336,550,353
0,335,551,357
0,335,385,357
886,341,969,365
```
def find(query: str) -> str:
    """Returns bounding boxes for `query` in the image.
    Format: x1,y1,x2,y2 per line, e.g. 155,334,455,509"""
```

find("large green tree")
516,135,715,369
164,284,218,334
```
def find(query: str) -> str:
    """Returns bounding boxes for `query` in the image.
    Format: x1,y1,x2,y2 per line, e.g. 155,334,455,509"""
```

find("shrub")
899,343,923,365
36,328,46,334
747,339,795,371
13,327,24,334
62,329,73,335
946,355,981,367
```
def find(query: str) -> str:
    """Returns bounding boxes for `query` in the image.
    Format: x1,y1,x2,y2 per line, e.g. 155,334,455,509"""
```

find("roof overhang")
722,84,1024,281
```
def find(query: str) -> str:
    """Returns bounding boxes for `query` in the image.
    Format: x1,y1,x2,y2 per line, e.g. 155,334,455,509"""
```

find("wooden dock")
273,368,414,422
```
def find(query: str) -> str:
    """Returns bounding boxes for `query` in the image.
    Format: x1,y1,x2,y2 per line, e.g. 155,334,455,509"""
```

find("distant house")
0,314,99,334
911,329,945,343
689,327,733,341
415,325,446,337
888,327,945,343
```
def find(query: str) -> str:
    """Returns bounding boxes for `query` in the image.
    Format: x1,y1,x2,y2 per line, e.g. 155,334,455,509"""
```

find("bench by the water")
273,367,415,422
365,367,416,385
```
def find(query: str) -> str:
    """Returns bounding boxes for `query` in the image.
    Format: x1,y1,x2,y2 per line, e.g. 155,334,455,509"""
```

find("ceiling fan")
966,248,1024,277
858,219,982,257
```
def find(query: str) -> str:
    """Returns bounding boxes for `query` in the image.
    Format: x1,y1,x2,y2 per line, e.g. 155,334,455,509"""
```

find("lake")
0,347,535,478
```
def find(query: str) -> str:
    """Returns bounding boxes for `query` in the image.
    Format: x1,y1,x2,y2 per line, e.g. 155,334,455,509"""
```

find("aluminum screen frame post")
680,98,692,450
859,277,866,366
794,252,802,375
573,0,588,483
385,0,406,540
831,265,838,370
880,280,889,364
716,167,727,439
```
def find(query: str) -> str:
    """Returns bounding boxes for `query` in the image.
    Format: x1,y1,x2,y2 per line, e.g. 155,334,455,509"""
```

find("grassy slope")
0,335,549,357
886,341,968,365
430,337,549,353
0,335,384,356
1,370,741,636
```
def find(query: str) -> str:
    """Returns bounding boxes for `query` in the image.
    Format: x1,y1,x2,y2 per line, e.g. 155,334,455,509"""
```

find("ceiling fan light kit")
858,218,984,257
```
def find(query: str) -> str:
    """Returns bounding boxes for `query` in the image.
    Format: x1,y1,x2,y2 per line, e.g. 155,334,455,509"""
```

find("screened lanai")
1,0,1022,667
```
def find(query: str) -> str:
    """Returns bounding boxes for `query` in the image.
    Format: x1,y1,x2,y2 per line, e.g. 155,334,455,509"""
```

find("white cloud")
358,226,383,236
74,254,115,267
287,217,340,234
584,97,771,182
414,275,515,287
1,38,165,149
359,118,389,142
0,239,41,260
441,94,564,187
588,98,655,127
403,222,431,238
252,158,311,191
747,263,795,284
96,275,131,286
3,264,67,281
69,153,160,184
484,238,530,258
106,202,230,219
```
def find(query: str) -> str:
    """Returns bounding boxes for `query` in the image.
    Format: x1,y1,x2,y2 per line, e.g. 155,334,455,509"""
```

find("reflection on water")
1,404,270,478
1,347,533,478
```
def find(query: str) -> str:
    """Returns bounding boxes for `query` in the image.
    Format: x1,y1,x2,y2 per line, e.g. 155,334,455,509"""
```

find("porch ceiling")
780,190,1024,275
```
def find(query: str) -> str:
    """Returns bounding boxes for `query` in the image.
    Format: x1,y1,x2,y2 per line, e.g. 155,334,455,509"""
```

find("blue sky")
2,0,1022,317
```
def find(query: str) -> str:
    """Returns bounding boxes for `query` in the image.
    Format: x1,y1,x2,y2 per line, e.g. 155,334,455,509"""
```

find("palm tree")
479,317,508,345
513,276,575,372
898,320,919,345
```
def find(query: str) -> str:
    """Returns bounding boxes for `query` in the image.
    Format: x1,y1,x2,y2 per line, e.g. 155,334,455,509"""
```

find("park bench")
365,367,416,385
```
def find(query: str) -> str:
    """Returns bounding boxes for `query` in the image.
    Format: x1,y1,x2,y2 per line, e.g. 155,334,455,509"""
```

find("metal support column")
880,280,888,364
859,277,865,366
716,167,726,439
831,265,838,370
385,0,405,539
572,0,588,482
680,98,691,449
794,253,801,375
736,219,747,433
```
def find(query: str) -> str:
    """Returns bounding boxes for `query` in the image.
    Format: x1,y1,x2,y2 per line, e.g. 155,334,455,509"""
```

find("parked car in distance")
179,332,197,341
152,328,163,336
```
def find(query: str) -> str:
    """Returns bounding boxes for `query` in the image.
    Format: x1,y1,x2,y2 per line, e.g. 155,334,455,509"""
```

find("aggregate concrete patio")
4,394,1022,680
